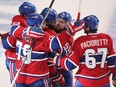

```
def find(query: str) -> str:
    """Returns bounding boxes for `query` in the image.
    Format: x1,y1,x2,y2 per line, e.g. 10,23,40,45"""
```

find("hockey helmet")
40,7,58,23
27,13,43,26
57,11,72,23
19,2,36,15
83,15,99,30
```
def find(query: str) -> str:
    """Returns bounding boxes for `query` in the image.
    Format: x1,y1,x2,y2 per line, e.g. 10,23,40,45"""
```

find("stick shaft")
10,62,24,87
77,0,82,21
39,0,55,28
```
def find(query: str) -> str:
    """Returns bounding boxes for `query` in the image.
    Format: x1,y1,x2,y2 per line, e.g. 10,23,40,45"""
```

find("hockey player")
41,8,66,87
1,1,37,86
41,7,85,87
3,12,79,87
6,4,84,86
55,11,74,87
3,9,85,86
54,15,116,87
10,2,36,39
55,11,84,87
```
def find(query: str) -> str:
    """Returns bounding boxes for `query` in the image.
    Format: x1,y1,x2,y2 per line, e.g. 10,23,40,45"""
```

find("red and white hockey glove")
67,19,85,35
22,26,45,39
50,72,65,86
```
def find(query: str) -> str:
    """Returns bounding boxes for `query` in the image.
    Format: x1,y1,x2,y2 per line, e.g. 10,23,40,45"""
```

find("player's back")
5,15,27,60
11,15,27,27
15,33,51,84
74,33,115,87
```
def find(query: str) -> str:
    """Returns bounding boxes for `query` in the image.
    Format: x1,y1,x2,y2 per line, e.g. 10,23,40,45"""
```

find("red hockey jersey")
4,31,67,84
5,32,52,84
5,15,27,61
59,33,116,87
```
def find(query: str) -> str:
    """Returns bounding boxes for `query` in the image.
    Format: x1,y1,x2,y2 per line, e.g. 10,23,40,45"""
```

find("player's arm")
107,35,116,86
48,34,71,56
57,19,84,47
10,15,27,39
54,51,77,71
54,37,82,71
54,39,81,71
2,35,16,49
10,25,26,39
66,19,85,35
107,36,116,74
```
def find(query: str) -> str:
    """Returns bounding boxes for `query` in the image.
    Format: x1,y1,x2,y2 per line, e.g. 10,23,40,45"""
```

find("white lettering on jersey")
80,39,108,49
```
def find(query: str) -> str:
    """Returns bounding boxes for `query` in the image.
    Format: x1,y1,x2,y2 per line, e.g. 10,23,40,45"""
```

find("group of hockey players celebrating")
0,1,116,87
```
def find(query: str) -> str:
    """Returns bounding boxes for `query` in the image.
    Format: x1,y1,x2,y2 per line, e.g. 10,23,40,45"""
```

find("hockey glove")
54,54,62,67
112,75,116,87
22,26,45,39
50,72,65,87
67,19,85,35
0,32,9,40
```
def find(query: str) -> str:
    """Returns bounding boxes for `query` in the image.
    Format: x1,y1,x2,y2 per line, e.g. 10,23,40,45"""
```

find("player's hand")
22,26,45,39
54,54,62,66
51,72,65,86
67,19,85,35
112,76,116,86
0,32,9,40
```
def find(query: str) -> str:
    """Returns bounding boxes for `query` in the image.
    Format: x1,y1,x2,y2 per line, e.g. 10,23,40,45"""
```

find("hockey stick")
30,0,56,61
39,0,55,29
77,0,82,21
10,45,32,87
31,0,55,45
32,0,55,42
10,60,24,87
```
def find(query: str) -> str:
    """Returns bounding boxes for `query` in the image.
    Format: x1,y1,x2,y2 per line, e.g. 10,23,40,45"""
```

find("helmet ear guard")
83,15,99,32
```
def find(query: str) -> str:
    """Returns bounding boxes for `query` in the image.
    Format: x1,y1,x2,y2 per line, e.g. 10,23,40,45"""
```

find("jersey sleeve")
32,32,63,54
10,15,27,39
107,35,116,74
55,39,80,71
2,35,16,49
